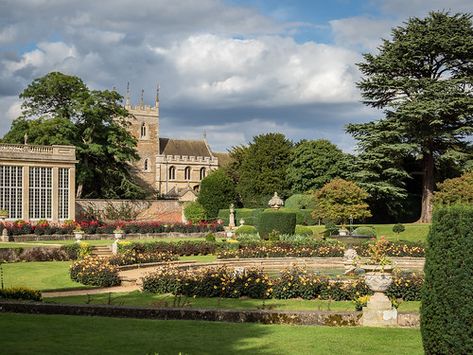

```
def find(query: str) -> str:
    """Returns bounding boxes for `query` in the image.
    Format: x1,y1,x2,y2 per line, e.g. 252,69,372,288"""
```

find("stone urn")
268,192,284,210
361,264,397,327
73,230,85,243
364,270,393,292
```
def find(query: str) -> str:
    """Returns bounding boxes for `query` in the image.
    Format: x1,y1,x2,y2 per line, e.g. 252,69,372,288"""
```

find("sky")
0,0,472,153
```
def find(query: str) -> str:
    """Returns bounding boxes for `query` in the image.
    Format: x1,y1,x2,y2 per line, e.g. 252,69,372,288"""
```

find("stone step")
91,246,113,257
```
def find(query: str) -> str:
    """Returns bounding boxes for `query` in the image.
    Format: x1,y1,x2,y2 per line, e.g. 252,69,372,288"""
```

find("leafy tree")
2,72,144,199
287,139,351,193
348,12,473,223
346,119,413,217
311,178,371,224
226,145,248,185
184,202,207,223
236,133,293,207
434,172,473,205
197,169,236,218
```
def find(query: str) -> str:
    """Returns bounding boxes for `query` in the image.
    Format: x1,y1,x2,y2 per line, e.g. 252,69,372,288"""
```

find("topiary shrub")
235,225,257,236
205,233,216,243
295,225,313,237
279,208,316,225
421,205,473,354
217,208,264,226
257,211,296,240
285,194,315,209
392,223,405,235
184,202,207,223
352,226,376,238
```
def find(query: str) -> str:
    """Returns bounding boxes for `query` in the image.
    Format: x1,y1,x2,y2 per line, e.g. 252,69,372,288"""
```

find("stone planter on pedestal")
361,265,397,327
73,230,84,243
0,212,8,242
112,230,124,255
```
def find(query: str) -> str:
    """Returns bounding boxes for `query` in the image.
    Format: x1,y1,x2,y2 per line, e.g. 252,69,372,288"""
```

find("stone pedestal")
1,228,8,242
229,205,236,229
362,292,398,327
112,231,124,255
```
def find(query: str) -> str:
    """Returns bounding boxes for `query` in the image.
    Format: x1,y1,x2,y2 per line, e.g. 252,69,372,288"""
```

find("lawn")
309,223,430,242
1,261,88,291
0,313,423,355
0,242,63,248
179,254,218,263
46,290,420,312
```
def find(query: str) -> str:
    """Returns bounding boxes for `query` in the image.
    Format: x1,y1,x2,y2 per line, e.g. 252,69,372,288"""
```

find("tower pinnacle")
125,82,130,106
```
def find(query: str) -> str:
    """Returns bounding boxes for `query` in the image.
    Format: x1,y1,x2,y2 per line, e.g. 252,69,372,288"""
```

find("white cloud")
159,34,360,107
376,0,473,17
0,96,21,133
4,42,78,74
330,17,394,51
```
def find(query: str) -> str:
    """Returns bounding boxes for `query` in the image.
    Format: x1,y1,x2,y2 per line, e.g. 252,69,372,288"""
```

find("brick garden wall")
76,199,183,223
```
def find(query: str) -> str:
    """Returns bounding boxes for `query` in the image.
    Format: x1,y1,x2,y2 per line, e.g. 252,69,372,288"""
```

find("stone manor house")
0,87,226,222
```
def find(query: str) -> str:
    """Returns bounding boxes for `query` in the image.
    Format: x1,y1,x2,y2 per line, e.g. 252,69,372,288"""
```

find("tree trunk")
418,151,435,223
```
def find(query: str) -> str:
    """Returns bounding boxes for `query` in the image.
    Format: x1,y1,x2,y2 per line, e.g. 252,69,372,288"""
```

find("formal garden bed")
0,219,224,237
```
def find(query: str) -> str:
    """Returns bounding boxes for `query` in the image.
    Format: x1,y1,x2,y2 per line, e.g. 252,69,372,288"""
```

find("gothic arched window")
140,123,147,138
184,166,191,180
169,166,176,180
200,167,206,180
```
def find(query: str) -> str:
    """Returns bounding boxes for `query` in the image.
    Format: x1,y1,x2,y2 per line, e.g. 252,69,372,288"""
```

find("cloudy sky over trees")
1,0,472,151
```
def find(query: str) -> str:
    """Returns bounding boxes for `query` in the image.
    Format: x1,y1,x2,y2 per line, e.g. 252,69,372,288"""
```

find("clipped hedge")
218,240,345,258
352,226,376,238
118,240,217,256
217,208,265,226
235,225,257,235
421,205,473,354
295,225,313,237
0,287,42,301
279,208,317,226
258,211,296,240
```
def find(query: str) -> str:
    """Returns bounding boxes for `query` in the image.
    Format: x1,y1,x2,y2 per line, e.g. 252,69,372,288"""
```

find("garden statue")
268,192,284,210
343,247,358,275
112,227,125,255
229,203,236,228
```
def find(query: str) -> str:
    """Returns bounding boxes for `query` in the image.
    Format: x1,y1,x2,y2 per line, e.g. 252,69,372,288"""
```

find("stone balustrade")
0,144,76,162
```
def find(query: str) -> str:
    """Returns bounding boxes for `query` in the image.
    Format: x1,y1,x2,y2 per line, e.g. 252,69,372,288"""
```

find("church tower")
124,84,159,192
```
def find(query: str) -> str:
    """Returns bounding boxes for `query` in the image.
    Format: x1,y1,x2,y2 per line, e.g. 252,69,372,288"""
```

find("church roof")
159,138,213,157
212,152,232,167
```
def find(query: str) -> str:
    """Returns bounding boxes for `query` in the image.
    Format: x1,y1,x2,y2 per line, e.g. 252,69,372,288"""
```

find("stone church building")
125,89,221,201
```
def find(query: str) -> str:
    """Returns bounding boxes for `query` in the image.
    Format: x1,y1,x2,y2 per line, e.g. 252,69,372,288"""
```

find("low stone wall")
0,301,420,327
10,232,222,242
76,199,183,223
